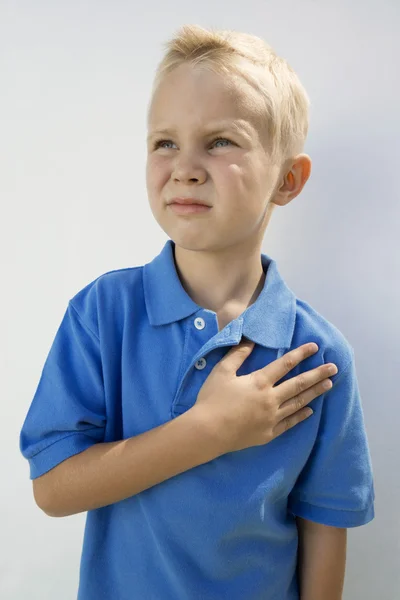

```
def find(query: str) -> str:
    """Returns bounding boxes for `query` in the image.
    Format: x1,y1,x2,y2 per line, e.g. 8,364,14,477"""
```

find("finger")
275,361,337,404
218,339,255,375
272,407,314,438
258,343,319,386
277,378,332,420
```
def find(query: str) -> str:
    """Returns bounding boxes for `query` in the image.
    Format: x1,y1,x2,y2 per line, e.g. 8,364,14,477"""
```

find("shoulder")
67,266,143,337
293,297,354,381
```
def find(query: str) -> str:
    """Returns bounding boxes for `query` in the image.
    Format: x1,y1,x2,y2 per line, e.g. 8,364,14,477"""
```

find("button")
195,358,207,370
194,317,205,330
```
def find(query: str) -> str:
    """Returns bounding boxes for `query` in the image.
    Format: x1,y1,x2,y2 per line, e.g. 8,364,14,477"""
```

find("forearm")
296,517,347,600
37,408,224,517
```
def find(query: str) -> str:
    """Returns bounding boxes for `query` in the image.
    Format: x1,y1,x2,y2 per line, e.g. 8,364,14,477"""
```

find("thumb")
219,339,255,374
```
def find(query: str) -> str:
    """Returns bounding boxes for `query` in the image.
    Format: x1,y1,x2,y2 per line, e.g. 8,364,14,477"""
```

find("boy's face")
146,62,282,253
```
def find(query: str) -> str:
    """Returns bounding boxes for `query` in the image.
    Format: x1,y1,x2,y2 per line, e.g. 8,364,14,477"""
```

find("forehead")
148,63,265,133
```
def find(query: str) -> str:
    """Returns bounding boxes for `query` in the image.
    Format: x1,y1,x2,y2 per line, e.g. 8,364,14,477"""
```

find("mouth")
168,198,211,207
168,203,212,215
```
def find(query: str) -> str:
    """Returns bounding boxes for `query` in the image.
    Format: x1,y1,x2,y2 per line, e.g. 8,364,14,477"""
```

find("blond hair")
148,24,310,165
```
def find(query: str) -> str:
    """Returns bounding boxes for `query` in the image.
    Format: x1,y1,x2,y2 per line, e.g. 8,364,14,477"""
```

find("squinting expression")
146,62,280,252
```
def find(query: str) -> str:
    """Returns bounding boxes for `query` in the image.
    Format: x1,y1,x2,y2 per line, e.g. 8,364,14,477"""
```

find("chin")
173,235,231,254
171,238,212,252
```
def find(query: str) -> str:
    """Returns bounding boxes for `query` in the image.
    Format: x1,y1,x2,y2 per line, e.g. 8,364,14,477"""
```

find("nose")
172,154,207,185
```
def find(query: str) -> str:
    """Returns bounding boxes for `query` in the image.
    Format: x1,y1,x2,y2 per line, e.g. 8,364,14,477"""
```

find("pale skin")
146,61,346,597
296,517,347,599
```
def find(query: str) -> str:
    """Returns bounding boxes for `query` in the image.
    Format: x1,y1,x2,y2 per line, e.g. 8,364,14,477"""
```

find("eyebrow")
146,120,253,143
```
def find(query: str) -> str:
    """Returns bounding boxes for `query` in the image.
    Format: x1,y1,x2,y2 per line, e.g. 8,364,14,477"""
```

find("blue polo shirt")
20,239,375,600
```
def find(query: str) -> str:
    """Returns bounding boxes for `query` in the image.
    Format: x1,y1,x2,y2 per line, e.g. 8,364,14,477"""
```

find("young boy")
20,25,375,600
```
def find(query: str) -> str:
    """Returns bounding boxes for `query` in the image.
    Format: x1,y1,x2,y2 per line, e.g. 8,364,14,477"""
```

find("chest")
99,308,319,498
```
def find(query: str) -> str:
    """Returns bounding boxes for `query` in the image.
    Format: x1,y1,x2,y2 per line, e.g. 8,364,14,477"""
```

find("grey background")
2,0,399,598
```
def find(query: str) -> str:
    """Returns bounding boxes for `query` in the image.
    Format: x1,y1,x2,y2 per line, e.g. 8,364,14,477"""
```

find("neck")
172,240,266,315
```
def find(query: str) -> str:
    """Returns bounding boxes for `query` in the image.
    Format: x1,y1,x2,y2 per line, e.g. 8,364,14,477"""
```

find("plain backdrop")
2,1,399,598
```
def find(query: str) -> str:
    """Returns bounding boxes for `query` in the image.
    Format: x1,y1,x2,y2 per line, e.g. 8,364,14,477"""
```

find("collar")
143,239,296,350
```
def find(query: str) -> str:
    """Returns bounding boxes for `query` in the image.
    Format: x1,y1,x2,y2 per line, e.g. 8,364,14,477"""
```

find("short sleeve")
19,301,106,480
288,350,375,528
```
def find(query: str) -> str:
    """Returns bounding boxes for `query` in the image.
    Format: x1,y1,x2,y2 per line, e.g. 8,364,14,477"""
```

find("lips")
169,197,211,207
169,203,211,215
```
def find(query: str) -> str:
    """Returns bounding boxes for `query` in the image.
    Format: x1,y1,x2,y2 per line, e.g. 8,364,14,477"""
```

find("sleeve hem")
289,498,375,528
27,433,100,480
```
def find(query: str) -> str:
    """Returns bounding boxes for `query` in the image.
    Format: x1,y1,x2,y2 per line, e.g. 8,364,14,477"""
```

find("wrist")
187,407,227,459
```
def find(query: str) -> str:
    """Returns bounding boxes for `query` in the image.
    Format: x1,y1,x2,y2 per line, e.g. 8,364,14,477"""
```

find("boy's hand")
192,341,338,454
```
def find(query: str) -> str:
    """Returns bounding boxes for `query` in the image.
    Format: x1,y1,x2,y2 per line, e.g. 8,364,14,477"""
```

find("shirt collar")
143,239,296,350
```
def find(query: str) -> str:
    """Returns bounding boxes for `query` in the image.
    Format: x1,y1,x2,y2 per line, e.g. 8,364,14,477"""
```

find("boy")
20,24,375,599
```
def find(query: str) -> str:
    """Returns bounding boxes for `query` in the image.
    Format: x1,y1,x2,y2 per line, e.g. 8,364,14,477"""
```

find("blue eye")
154,140,174,149
153,137,234,150
212,137,232,147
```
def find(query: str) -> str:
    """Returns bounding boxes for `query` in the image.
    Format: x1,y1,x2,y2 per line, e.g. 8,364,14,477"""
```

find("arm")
34,409,223,518
296,517,347,600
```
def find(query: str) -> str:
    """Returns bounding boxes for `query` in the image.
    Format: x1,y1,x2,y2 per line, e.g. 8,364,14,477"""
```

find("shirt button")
195,358,207,370
194,317,205,330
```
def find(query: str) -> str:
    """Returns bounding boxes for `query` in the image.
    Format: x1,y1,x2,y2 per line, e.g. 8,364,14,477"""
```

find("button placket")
171,315,242,418
194,317,207,368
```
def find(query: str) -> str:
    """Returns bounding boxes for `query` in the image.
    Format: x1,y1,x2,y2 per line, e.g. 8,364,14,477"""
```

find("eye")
153,140,175,150
212,137,234,148
152,137,234,150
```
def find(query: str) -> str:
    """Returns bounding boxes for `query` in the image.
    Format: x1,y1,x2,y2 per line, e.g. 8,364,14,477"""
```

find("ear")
271,154,312,207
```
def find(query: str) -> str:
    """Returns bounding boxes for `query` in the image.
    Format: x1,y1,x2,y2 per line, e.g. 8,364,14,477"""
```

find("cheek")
224,163,267,217
146,157,167,190
224,163,253,196
221,163,244,191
